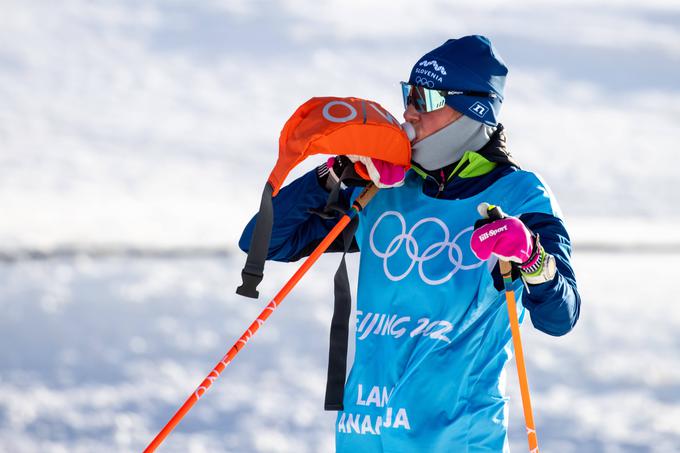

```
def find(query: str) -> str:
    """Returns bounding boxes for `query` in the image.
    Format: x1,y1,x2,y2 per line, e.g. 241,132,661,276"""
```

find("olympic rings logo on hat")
414,77,435,88
369,211,484,285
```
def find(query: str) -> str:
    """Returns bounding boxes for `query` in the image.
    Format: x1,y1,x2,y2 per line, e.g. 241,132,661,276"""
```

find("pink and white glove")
326,155,406,189
470,203,535,265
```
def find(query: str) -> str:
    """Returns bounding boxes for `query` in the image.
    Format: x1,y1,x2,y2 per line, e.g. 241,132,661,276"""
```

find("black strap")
308,174,346,220
324,215,359,410
236,182,274,299
238,170,359,408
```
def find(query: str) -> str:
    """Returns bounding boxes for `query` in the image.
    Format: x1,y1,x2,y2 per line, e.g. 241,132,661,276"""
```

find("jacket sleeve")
516,212,581,336
238,169,357,262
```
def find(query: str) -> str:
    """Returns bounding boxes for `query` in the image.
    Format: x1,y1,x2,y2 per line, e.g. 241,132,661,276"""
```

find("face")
403,104,463,143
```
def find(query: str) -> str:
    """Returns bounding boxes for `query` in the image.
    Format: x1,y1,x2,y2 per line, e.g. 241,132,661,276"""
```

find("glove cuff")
519,234,542,272
520,236,557,285
316,162,337,192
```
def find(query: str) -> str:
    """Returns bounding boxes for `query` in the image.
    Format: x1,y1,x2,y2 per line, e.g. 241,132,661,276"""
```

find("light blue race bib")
336,170,560,453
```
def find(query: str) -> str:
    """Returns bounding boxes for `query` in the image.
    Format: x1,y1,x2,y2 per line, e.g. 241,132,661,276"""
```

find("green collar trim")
452,151,496,179
410,164,429,179
411,151,497,180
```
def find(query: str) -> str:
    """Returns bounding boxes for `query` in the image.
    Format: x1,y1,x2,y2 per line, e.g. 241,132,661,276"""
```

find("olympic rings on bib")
369,211,484,285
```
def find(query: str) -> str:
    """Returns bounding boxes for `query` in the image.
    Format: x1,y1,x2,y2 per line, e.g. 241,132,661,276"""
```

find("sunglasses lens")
401,82,412,109
401,83,446,113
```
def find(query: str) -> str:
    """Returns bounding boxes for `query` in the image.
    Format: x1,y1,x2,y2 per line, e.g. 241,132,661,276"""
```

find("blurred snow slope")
1,253,679,452
1,0,679,251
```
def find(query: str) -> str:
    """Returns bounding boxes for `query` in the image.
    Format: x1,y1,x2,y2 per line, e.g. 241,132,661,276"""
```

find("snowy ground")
1,0,680,452
1,252,679,453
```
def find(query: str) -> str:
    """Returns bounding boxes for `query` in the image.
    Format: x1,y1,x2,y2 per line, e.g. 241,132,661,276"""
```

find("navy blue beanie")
408,35,508,126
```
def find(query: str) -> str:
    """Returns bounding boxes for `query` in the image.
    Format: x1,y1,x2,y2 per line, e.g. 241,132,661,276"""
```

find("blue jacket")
239,167,580,337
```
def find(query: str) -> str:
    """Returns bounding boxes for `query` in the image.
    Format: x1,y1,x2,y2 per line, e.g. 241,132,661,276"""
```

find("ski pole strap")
236,182,275,299
310,161,369,220
324,214,359,411
308,175,346,220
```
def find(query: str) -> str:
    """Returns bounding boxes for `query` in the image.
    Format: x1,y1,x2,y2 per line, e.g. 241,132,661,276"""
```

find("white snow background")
1,0,679,452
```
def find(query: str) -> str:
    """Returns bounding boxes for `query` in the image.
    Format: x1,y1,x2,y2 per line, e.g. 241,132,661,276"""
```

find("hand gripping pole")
144,184,379,452
487,205,540,453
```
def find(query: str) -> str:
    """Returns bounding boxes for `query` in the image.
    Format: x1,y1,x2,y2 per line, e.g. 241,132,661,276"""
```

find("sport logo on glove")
469,204,534,264
476,224,508,242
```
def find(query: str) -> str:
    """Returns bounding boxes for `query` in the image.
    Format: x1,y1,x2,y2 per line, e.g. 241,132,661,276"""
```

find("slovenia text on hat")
408,35,508,126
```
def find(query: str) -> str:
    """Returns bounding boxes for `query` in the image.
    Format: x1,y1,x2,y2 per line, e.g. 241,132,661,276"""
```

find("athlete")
240,35,580,452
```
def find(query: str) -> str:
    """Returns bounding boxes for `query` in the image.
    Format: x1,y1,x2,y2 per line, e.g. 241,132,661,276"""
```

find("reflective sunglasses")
400,82,498,113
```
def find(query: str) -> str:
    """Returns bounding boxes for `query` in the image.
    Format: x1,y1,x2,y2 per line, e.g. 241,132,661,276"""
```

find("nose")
403,104,420,123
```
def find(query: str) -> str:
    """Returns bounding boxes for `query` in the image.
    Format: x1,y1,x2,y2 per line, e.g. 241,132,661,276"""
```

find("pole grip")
352,183,379,212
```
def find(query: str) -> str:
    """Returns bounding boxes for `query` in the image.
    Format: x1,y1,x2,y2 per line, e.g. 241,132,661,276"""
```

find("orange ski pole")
499,259,539,453
144,184,379,453
483,203,539,452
